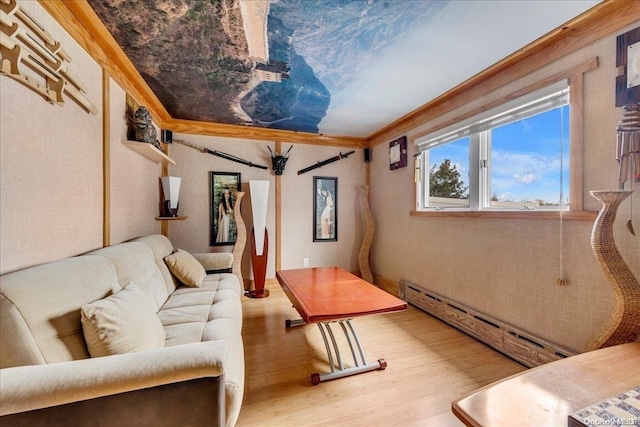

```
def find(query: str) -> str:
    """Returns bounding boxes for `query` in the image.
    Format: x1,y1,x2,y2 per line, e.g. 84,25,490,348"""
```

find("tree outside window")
429,159,468,199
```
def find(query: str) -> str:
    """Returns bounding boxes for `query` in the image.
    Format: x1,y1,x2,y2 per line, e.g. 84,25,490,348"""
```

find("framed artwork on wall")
616,26,640,106
313,176,337,242
210,172,241,246
389,135,408,170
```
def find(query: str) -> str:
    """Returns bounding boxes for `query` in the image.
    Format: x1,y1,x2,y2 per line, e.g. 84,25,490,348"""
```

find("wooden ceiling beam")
367,0,640,147
39,0,366,148
169,119,367,148
41,1,636,149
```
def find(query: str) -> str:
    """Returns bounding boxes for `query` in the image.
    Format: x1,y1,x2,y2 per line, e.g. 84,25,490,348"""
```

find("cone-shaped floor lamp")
249,180,269,298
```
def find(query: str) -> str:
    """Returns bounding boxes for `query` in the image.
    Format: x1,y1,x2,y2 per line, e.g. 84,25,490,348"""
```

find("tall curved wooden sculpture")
358,185,374,284
585,190,640,351
231,191,246,288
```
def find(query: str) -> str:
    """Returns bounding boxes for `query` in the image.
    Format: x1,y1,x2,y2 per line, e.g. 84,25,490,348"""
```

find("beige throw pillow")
164,248,206,288
81,283,166,358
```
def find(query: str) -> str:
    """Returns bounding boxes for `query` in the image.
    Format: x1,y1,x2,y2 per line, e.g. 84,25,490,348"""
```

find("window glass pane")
489,105,569,208
428,137,470,208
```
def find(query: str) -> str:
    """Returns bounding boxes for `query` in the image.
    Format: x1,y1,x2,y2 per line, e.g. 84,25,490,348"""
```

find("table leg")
311,319,386,385
285,318,306,328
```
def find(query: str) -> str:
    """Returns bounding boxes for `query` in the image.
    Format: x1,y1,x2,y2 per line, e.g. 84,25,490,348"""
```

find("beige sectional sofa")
0,234,245,427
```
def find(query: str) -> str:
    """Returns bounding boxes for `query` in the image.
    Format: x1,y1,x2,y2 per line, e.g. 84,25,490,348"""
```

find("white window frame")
416,80,570,212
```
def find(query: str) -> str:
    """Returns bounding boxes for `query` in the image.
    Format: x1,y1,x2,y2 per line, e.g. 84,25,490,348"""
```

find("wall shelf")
122,140,176,165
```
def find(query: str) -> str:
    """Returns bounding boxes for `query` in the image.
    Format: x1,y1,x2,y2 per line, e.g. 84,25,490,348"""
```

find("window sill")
409,210,597,221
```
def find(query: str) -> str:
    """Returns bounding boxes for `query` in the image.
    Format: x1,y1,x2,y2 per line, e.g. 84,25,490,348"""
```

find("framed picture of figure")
210,172,241,246
313,176,337,242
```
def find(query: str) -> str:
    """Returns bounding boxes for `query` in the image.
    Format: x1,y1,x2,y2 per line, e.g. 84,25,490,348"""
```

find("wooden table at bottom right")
452,342,640,427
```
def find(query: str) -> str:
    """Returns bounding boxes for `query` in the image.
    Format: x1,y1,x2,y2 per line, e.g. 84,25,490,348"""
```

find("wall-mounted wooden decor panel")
0,0,97,114
616,27,640,107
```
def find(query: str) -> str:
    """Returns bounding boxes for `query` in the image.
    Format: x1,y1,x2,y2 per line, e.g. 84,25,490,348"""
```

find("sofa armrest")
0,340,228,417
192,252,233,272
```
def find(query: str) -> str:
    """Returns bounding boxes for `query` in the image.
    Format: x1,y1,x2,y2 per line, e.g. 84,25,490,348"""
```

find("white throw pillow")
81,283,166,357
164,248,206,288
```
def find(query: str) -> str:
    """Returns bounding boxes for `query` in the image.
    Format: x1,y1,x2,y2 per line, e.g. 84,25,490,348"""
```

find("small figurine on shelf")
134,106,160,149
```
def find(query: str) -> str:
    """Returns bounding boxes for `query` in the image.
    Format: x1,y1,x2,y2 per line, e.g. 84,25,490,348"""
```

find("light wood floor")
237,285,526,427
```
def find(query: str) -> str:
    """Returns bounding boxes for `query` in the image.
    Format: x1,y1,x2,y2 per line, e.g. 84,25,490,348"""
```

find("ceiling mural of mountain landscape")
239,0,447,134
88,0,445,135
88,0,599,137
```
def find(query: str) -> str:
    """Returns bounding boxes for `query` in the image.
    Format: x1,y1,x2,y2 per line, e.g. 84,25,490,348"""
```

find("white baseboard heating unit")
399,279,576,368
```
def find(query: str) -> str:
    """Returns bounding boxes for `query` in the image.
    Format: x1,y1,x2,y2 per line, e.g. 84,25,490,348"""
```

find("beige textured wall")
0,1,103,274
108,78,162,244
166,135,275,281
280,144,365,272
0,1,165,274
166,137,365,280
370,22,640,353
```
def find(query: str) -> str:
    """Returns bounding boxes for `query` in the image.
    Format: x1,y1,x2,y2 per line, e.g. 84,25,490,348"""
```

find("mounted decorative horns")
268,145,293,175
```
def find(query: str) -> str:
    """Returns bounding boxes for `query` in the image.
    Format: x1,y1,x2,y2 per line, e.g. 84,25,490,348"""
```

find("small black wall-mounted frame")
389,136,408,170
161,129,173,143
125,93,138,140
616,26,640,107
364,147,372,163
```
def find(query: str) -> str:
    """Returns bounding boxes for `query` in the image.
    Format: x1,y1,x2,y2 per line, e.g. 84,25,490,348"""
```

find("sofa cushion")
87,242,170,312
130,234,179,297
81,283,166,357
0,255,121,367
155,272,245,425
164,249,206,288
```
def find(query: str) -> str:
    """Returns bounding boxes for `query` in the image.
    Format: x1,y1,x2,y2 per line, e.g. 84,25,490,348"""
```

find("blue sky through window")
491,106,569,205
429,105,569,206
